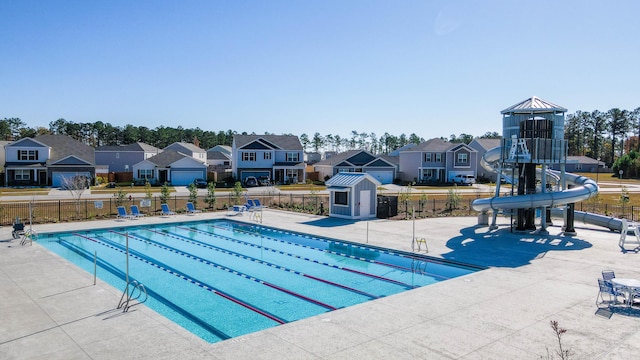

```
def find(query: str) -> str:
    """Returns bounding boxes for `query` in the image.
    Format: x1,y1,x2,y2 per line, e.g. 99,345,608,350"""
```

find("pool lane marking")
110,230,338,311
209,223,448,280
72,232,287,324
55,238,233,341
148,228,380,299
185,226,419,288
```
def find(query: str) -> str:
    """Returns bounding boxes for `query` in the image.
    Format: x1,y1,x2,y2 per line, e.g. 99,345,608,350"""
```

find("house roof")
165,142,205,153
145,149,189,167
325,172,381,187
234,135,302,150
314,150,370,166
501,96,567,114
96,142,160,152
567,156,604,165
389,143,416,156
469,138,501,151
410,138,454,152
207,145,232,157
375,154,399,167
35,134,95,164
207,151,231,161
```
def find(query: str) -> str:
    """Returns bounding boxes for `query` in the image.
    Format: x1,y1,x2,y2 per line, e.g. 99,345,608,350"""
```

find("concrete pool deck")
1,210,640,359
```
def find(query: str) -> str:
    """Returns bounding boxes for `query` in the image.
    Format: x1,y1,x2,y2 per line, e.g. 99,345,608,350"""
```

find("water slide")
472,147,626,232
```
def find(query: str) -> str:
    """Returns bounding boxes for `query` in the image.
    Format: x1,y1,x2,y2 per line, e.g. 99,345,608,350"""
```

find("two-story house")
132,149,207,186
232,135,305,184
95,142,161,173
313,150,398,184
468,138,501,182
4,134,95,187
399,138,477,184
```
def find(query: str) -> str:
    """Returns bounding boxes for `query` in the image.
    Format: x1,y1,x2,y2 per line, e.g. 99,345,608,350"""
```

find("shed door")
359,190,370,217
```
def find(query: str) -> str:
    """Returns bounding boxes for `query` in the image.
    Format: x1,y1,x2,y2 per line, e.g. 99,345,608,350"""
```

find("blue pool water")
39,219,482,343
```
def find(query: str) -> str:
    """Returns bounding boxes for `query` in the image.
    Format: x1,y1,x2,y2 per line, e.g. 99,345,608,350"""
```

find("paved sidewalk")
1,211,639,359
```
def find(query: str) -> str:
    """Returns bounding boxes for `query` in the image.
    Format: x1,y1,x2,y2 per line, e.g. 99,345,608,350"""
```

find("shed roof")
325,172,381,188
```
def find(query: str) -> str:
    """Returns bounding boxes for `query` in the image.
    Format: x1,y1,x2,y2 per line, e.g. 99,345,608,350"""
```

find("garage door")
171,171,205,186
241,171,270,182
52,172,91,188
366,171,393,184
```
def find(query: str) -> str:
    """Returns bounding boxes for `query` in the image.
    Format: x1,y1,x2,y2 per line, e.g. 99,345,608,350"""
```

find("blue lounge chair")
161,203,176,216
186,202,202,214
130,205,146,218
253,199,266,209
245,199,256,211
117,206,134,220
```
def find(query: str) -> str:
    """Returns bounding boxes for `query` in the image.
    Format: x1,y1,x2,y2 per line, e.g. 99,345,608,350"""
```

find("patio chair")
253,199,266,209
602,270,616,282
12,217,25,239
117,206,134,220
244,199,256,211
186,202,202,214
618,218,640,249
130,205,146,218
226,204,245,216
161,203,176,216
597,278,624,307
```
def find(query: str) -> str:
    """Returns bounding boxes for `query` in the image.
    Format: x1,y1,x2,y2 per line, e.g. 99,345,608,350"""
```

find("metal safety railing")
117,280,148,312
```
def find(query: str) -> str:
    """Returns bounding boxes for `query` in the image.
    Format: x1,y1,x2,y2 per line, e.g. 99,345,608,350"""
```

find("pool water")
39,219,482,343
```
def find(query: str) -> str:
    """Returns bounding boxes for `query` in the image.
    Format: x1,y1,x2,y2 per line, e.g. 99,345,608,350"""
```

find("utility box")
377,195,398,219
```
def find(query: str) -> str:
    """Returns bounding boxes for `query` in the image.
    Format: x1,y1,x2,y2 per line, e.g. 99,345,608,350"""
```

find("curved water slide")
472,148,625,231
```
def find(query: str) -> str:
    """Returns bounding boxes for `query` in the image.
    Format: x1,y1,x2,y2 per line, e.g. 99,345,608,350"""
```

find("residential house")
132,149,207,186
313,150,398,184
399,138,478,184
325,172,380,219
206,145,232,167
4,134,95,187
549,156,605,173
468,138,501,182
232,135,306,184
95,142,161,173
164,142,207,164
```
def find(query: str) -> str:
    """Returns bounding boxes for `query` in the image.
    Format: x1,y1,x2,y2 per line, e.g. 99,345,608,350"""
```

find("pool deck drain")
2,210,640,359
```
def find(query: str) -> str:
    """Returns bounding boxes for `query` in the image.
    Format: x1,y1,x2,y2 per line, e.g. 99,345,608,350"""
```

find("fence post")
59,200,61,222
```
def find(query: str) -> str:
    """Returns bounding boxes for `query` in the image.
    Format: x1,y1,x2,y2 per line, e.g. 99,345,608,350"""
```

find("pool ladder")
20,229,36,246
117,280,148,312
411,260,428,275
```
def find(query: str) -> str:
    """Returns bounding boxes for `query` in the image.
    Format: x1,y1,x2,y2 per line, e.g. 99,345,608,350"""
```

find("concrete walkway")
1,210,639,359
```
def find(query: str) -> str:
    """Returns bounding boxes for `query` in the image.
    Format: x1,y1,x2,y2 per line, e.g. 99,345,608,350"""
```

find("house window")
424,153,432,162
116,152,120,159
242,152,256,161
334,191,348,206
575,163,582,170
435,153,442,162
425,169,433,177
264,152,272,160
18,150,38,161
286,152,299,162
15,169,31,180
457,153,468,163
138,169,154,179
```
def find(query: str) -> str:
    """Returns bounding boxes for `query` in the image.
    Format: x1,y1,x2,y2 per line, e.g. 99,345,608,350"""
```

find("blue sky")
1,0,639,140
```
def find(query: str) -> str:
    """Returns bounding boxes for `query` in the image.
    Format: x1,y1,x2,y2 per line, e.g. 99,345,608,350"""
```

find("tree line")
565,107,640,168
0,117,499,154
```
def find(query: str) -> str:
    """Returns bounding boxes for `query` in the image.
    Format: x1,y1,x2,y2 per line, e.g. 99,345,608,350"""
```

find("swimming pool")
39,219,482,343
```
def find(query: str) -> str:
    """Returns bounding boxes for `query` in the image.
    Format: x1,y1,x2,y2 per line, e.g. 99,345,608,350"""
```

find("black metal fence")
2,193,638,226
